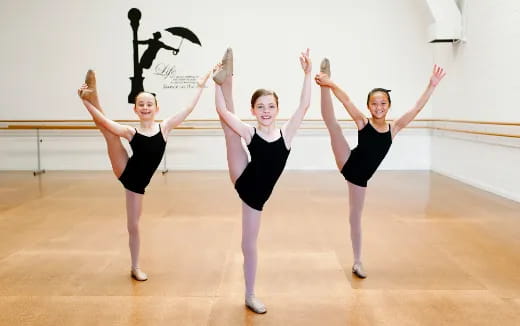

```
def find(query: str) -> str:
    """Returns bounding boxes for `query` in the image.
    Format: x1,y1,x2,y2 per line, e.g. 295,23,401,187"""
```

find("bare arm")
282,48,312,148
161,71,211,134
315,73,366,129
79,95,134,140
215,84,253,143
392,64,446,136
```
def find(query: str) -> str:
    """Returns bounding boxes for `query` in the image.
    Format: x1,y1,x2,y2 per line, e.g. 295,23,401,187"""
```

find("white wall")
430,0,520,202
431,0,520,122
0,0,436,171
0,0,434,121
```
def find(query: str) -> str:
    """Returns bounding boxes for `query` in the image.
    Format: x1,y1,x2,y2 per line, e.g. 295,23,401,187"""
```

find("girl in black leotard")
315,60,446,279
212,48,312,314
78,70,210,281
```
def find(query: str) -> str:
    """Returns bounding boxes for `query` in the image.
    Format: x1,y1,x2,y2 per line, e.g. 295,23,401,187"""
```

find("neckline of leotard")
135,124,162,138
253,127,283,144
366,120,391,134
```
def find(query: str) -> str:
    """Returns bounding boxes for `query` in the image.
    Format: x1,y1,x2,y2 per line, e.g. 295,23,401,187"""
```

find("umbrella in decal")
164,27,202,51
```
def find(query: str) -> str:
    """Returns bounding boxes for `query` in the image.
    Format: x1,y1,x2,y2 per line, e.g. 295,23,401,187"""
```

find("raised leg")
215,75,248,184
79,70,129,177
320,86,351,170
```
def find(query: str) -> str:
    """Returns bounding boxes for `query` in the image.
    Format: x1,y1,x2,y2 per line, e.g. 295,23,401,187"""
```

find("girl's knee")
127,222,139,235
241,241,257,255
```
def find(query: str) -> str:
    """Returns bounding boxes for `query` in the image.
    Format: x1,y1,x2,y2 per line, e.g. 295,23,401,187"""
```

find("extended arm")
161,71,211,134
315,73,366,129
282,48,312,147
392,64,446,136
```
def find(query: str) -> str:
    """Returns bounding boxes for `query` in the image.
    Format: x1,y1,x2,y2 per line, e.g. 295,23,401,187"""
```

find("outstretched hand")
430,64,446,87
299,48,312,74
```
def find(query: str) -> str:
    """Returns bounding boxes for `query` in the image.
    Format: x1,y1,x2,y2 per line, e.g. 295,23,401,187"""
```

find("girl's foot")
222,47,233,75
320,58,331,77
131,267,148,281
245,296,267,314
212,65,226,85
213,47,233,85
352,262,367,279
82,69,102,110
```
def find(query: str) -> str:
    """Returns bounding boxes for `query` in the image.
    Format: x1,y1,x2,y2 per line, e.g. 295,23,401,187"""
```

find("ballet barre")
5,124,194,175
2,120,519,174
431,127,520,138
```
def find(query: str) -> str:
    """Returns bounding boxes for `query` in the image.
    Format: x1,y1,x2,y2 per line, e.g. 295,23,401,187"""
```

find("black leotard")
341,120,392,187
118,125,166,194
235,128,290,211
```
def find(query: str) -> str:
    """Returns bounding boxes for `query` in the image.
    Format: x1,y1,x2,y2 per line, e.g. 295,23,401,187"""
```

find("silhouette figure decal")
128,8,202,103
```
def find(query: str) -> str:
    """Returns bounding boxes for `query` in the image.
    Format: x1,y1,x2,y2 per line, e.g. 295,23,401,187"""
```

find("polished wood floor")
0,170,519,325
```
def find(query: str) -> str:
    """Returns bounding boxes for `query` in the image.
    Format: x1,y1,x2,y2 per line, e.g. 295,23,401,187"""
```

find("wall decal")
127,8,202,103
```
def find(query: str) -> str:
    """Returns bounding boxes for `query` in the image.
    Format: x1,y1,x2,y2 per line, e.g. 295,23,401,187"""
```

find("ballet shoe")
81,69,101,110
245,296,267,314
352,262,367,279
222,47,233,75
213,47,233,85
212,67,227,85
131,267,148,281
320,58,331,77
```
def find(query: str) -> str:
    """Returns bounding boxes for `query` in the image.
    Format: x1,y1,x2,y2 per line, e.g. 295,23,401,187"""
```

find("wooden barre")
429,119,520,126
7,125,194,130
1,119,519,126
432,127,520,139
2,125,519,138
4,125,357,131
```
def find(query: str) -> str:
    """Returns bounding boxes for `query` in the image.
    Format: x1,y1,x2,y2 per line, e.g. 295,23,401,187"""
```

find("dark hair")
135,91,158,106
250,89,279,108
367,88,391,105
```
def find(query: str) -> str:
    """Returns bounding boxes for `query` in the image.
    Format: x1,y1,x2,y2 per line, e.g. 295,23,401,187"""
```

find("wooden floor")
0,170,519,326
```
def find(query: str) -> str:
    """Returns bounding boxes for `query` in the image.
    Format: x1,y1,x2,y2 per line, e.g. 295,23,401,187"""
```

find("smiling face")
251,94,279,126
250,89,279,127
134,92,159,121
367,91,391,119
